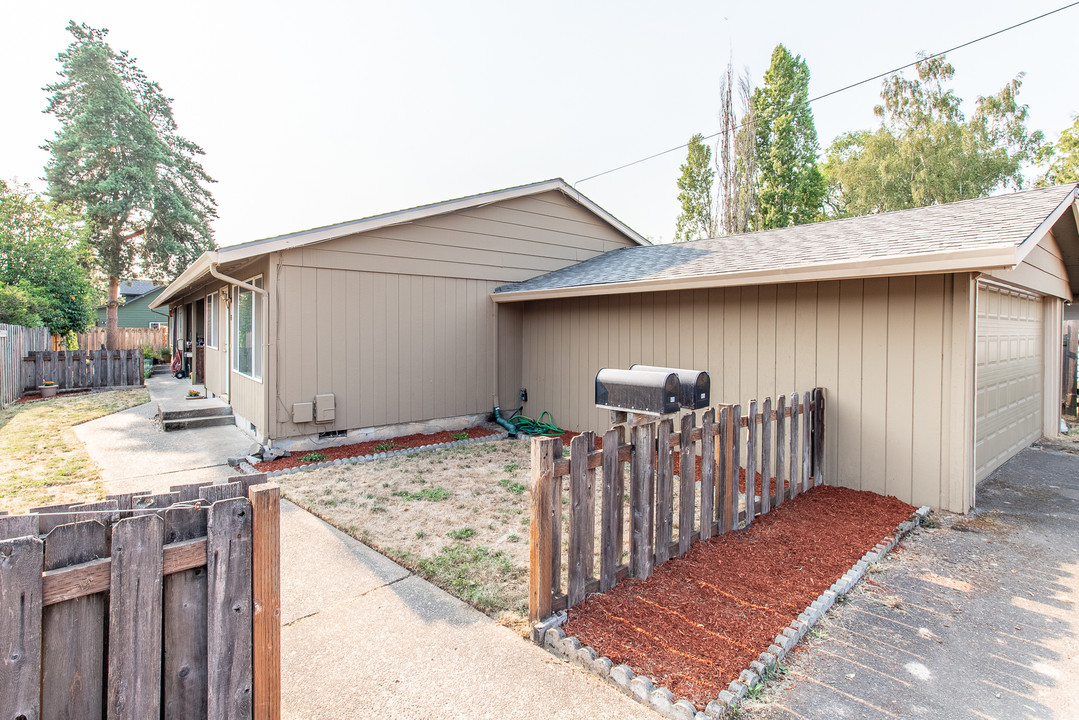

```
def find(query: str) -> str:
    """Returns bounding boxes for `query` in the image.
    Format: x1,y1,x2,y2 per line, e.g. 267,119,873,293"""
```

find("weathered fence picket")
0,476,281,720
529,388,826,622
0,322,50,408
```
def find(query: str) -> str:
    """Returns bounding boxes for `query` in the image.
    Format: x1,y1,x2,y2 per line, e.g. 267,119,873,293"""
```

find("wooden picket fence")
24,349,145,391
0,475,281,720
0,322,51,407
529,388,825,621
64,326,169,352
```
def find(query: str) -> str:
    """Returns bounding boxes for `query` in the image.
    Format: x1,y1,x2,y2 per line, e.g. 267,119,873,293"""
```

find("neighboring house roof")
96,279,164,309
152,179,650,309
494,184,1079,302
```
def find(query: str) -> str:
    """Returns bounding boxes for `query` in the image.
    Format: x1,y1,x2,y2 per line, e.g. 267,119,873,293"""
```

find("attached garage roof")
494,184,1079,302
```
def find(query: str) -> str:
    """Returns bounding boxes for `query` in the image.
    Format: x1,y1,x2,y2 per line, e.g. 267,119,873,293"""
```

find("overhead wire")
574,0,1079,186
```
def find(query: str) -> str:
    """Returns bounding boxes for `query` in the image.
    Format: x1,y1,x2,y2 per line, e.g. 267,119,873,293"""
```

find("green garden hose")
508,409,564,437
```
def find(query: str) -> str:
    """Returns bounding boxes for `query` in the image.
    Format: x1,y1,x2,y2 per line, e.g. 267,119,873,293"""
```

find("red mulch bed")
563,485,916,709
254,425,500,472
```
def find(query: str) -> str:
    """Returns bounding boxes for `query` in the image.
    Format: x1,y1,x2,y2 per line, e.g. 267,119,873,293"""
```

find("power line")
575,0,1079,186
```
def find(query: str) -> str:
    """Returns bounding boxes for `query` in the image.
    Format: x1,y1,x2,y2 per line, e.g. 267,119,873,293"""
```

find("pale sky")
2,0,1076,247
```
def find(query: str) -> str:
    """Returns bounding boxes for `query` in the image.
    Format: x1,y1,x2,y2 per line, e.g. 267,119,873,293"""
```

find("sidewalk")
78,376,656,719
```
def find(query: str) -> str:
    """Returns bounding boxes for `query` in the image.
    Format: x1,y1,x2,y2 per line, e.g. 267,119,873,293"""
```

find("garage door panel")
975,283,1043,482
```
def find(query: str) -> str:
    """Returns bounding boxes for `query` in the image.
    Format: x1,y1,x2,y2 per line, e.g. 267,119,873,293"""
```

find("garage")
975,281,1044,482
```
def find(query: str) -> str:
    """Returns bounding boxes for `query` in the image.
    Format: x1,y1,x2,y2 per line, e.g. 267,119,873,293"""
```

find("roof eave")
149,252,216,309
1014,185,1079,265
490,245,1019,303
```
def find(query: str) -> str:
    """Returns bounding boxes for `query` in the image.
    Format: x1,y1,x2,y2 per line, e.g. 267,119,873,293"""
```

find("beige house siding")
986,230,1071,300
268,190,637,440
518,274,976,512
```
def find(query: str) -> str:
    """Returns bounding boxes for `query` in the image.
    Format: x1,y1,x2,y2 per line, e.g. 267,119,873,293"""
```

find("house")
149,179,648,443
95,279,168,328
492,183,1079,512
154,179,1078,512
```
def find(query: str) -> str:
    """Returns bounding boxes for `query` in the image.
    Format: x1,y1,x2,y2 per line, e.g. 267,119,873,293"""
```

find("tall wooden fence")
0,475,281,720
529,388,825,621
24,349,145,391
63,326,169,352
0,323,51,408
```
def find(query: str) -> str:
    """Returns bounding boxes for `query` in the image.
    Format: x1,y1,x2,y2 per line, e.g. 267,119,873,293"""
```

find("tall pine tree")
43,22,216,349
751,45,825,229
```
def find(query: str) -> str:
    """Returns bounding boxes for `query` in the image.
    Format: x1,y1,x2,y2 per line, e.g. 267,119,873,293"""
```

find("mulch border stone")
535,504,932,720
237,430,510,475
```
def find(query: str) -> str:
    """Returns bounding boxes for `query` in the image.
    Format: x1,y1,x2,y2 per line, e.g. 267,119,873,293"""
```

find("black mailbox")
629,364,710,409
595,368,681,416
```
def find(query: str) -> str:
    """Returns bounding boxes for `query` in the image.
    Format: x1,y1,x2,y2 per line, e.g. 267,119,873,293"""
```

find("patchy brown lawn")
276,438,535,626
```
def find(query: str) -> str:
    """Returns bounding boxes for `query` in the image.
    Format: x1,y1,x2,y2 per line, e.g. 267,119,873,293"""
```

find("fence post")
655,419,673,564
600,426,624,593
568,432,595,609
746,400,758,526
251,484,281,720
814,388,825,486
206,498,254,720
529,436,557,621
677,413,695,556
629,422,655,580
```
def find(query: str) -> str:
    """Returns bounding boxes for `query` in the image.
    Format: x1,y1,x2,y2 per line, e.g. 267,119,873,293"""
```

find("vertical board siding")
518,274,973,511
275,268,498,437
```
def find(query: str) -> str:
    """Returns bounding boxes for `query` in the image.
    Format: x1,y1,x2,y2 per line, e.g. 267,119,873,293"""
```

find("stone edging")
238,430,510,476
533,505,932,720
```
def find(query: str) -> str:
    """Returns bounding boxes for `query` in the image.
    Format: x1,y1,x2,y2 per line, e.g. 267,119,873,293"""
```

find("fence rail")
529,388,825,621
0,323,51,407
61,326,169,352
24,349,145,391
0,475,281,720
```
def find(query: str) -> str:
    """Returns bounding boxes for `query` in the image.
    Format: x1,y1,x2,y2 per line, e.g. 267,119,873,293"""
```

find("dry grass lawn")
0,389,150,513
277,438,535,625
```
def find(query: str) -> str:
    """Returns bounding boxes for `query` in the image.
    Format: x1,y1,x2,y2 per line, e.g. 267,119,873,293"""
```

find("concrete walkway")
78,376,656,719
745,447,1079,720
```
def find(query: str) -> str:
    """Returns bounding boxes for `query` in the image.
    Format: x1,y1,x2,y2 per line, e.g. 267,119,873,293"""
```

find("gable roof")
493,184,1079,302
95,279,164,310
152,179,648,308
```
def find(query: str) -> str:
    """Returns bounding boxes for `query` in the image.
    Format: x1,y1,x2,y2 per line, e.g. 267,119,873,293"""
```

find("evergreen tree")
43,22,216,349
674,134,717,241
751,45,825,229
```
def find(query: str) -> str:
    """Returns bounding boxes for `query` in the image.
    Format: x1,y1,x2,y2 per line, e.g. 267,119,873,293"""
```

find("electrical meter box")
314,393,336,423
629,364,710,409
595,368,680,416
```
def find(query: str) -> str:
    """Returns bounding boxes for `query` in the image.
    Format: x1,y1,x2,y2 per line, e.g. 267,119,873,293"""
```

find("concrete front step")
160,404,233,421
162,414,237,432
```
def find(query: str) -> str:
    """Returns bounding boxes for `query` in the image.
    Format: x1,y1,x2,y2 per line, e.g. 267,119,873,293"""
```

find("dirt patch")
562,485,915,709
255,425,500,472
274,438,533,620
1034,432,1079,455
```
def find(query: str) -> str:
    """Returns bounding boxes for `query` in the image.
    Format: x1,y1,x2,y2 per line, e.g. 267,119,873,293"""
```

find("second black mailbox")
595,368,681,416
629,364,710,409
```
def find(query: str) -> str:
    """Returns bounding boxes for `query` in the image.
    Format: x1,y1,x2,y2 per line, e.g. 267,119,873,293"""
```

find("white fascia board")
490,245,1018,303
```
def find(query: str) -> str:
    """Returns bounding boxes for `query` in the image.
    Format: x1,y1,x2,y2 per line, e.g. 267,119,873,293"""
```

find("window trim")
205,292,219,349
231,275,263,382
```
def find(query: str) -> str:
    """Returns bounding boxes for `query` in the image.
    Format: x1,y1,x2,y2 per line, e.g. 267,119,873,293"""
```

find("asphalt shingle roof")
495,185,1078,296
118,279,163,298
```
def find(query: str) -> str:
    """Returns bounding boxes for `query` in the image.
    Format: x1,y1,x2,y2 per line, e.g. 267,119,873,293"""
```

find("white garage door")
975,282,1043,482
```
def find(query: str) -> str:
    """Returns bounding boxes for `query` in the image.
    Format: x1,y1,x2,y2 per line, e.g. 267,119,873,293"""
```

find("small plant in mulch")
450,431,469,441
373,440,397,453
447,527,477,540
299,451,328,463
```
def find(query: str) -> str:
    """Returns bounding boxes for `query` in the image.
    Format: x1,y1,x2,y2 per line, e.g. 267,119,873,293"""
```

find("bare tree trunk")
106,275,119,350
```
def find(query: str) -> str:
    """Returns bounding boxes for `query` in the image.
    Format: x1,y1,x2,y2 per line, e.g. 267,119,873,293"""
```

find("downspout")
209,263,269,298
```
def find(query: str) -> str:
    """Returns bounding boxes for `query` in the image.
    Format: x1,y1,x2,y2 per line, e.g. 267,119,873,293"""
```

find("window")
232,276,263,379
205,292,219,348
148,321,165,330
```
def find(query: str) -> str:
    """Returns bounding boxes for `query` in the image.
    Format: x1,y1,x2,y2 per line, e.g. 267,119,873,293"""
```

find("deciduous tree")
43,22,216,349
674,133,717,241
1038,115,1079,186
0,179,96,335
824,55,1043,216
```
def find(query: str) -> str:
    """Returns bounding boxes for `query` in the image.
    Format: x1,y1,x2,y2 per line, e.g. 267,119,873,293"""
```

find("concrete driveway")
77,375,656,719
744,446,1079,720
